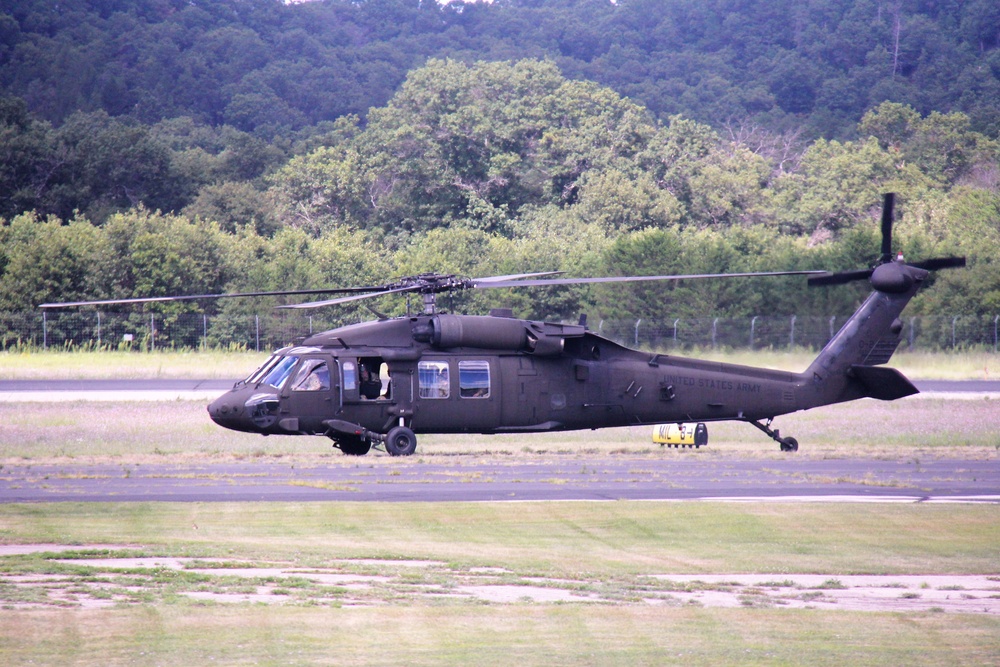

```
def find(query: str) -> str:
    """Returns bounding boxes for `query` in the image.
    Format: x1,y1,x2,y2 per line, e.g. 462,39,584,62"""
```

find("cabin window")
418,361,450,399
342,361,357,392
459,360,490,398
291,359,330,392
359,357,391,400
261,355,299,390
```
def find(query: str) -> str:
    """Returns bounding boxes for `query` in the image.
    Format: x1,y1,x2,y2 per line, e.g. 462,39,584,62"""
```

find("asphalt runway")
2,457,998,503
1,379,997,503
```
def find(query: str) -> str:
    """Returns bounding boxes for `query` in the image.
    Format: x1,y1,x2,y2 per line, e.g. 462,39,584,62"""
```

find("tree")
44,111,185,222
99,208,229,313
0,212,108,311
0,95,54,219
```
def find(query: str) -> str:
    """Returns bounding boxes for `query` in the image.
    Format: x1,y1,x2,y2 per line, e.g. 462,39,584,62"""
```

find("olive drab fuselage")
209,313,810,439
208,260,925,455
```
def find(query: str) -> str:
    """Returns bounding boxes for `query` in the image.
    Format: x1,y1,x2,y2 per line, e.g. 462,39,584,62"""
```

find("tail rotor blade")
908,256,966,271
880,192,894,263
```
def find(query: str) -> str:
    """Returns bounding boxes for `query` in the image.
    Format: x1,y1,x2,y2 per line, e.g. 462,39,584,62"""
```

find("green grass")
2,606,997,667
1,502,997,574
0,502,998,666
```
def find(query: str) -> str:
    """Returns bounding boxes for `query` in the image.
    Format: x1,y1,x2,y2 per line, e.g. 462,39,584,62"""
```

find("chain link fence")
3,311,999,353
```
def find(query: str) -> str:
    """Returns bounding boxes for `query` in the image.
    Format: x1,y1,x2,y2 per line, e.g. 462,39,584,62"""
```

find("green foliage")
97,209,230,320
0,212,108,310
1,34,998,326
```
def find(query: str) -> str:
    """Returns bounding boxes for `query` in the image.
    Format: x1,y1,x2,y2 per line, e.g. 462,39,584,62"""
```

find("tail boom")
802,263,927,409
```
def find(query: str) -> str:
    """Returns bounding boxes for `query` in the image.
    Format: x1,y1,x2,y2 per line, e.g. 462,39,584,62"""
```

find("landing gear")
747,418,799,452
323,418,418,456
779,437,799,452
336,435,372,456
384,425,417,457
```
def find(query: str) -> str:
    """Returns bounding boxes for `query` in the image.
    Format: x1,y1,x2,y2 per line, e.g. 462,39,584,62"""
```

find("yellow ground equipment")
652,423,708,448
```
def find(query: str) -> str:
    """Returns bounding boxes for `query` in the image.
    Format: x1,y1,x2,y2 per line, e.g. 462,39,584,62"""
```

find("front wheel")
385,426,417,457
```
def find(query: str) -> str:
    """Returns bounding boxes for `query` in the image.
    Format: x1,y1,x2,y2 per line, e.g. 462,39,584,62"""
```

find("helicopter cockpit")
208,346,396,435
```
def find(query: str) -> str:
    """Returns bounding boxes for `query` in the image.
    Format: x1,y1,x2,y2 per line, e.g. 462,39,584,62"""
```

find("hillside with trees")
1,0,998,347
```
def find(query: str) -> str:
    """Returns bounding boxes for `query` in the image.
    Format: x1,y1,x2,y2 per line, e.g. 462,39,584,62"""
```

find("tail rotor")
808,193,965,288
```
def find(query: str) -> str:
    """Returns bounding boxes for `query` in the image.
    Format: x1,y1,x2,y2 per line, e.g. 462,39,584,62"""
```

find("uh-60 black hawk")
43,194,964,456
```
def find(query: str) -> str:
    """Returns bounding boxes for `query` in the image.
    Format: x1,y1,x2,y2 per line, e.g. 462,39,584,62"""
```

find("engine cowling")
430,314,529,350
412,314,575,356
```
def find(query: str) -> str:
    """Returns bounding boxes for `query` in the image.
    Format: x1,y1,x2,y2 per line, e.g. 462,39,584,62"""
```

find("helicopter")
41,194,964,456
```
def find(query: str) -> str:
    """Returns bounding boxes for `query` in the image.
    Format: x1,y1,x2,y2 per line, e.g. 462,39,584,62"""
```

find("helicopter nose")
208,393,256,433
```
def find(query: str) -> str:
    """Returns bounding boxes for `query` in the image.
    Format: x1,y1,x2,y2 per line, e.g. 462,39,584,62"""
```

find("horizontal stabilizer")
847,365,919,401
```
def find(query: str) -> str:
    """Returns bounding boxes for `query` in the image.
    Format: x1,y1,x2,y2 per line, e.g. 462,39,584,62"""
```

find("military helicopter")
42,194,964,456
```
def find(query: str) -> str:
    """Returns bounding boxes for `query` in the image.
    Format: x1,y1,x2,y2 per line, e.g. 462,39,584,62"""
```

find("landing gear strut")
747,418,799,452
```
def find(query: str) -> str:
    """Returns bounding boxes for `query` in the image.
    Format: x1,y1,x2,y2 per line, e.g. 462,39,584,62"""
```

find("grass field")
1,349,998,665
0,502,998,666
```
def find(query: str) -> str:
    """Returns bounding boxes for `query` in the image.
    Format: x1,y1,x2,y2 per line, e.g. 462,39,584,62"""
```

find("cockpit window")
245,354,280,385
261,355,299,389
291,359,330,392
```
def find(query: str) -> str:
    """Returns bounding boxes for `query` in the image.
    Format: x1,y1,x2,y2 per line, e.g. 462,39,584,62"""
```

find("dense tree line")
3,0,999,139
2,59,997,330
1,1,999,335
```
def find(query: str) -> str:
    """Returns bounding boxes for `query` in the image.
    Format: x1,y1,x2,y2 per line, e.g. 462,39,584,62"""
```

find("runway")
2,456,997,503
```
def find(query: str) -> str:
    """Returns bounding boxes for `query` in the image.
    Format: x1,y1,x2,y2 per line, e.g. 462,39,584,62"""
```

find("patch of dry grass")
1,395,997,463
0,350,270,380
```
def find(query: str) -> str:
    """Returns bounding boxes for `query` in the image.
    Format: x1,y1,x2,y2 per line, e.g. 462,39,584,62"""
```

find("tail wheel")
780,437,799,452
385,426,417,457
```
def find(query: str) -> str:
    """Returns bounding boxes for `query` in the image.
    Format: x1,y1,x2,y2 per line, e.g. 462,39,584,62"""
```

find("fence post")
952,316,958,349
42,310,47,350
634,319,641,347
673,319,680,347
995,315,999,353
712,318,718,349
255,315,260,353
790,315,796,349
150,314,155,352
203,314,208,350
750,316,758,349
96,312,101,348
829,316,836,339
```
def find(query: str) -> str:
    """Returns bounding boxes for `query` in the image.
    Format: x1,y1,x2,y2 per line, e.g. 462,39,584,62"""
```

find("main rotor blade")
276,285,422,309
38,287,379,309
472,271,564,284
880,192,895,263
807,269,874,286
475,270,827,290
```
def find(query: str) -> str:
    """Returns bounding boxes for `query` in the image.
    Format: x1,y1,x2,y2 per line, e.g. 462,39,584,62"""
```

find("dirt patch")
2,545,997,613
647,574,1000,614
